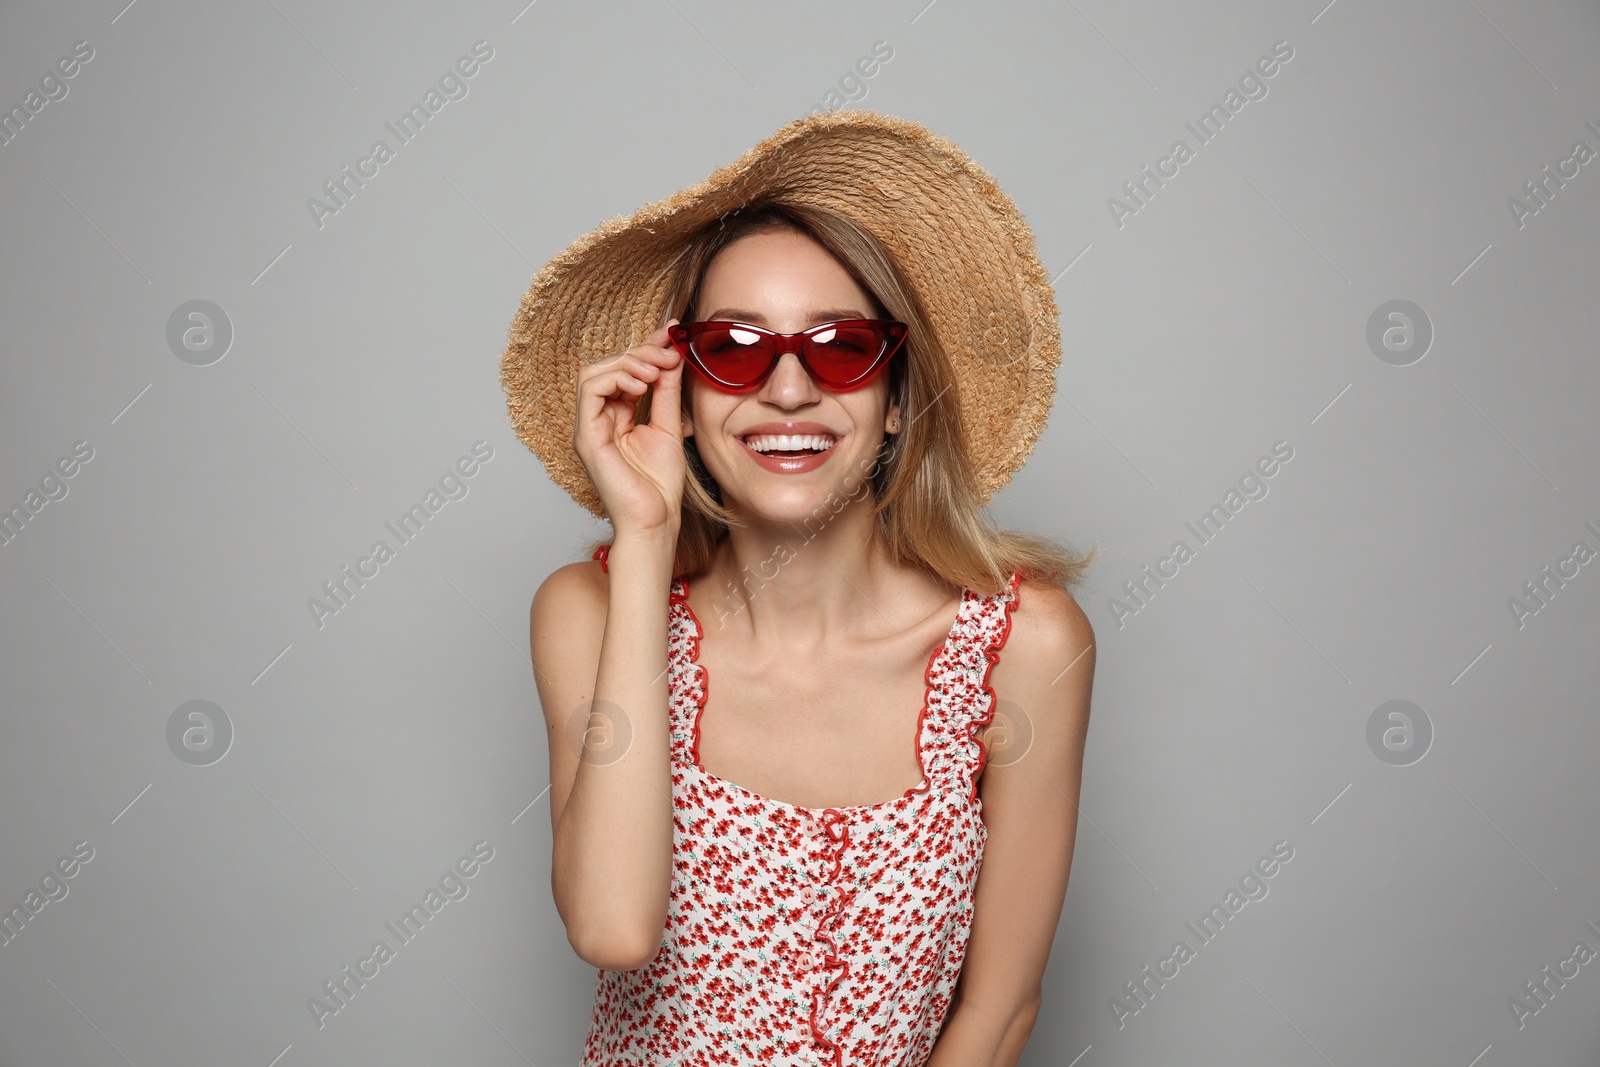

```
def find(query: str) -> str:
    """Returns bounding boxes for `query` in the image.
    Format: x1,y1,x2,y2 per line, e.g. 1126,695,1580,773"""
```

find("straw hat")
499,108,1061,520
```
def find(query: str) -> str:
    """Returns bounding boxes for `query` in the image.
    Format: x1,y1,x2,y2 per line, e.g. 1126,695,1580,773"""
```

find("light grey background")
3,0,1598,1064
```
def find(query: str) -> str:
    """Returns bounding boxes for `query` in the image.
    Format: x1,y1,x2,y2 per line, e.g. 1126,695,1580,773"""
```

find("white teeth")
743,433,836,454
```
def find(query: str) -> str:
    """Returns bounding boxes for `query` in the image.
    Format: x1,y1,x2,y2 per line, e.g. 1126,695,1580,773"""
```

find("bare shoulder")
1004,577,1095,670
989,576,1097,726
531,557,609,623
529,559,610,726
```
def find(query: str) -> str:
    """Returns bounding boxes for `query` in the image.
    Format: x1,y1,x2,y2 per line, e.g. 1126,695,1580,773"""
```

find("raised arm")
529,318,688,970
532,535,679,970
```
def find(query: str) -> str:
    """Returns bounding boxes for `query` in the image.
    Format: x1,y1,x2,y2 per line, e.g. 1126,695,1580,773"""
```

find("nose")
757,349,822,405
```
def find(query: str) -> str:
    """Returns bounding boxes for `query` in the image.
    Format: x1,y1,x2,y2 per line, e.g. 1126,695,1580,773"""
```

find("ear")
884,394,902,434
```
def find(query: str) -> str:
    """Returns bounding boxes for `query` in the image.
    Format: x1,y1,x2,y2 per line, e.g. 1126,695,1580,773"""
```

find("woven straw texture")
499,109,1061,520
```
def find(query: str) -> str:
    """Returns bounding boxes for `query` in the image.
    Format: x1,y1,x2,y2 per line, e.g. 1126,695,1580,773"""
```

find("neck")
699,493,905,646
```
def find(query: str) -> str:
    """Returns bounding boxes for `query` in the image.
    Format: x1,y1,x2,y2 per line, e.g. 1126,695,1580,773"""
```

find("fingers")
597,322,684,435
650,319,683,438
573,319,685,437
603,357,660,389
645,319,676,349
583,323,679,379
575,364,643,426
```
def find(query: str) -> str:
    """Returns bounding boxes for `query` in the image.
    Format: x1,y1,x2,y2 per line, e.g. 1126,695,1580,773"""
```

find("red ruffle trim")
809,808,855,1067
961,570,1022,802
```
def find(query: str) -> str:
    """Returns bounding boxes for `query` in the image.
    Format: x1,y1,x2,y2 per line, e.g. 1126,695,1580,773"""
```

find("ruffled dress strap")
664,574,704,766
921,570,1023,801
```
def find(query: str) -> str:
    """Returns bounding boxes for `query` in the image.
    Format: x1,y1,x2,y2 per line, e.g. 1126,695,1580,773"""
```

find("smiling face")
682,226,902,523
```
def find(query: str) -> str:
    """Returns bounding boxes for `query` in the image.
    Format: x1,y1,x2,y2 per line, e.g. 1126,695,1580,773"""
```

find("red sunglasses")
668,319,908,393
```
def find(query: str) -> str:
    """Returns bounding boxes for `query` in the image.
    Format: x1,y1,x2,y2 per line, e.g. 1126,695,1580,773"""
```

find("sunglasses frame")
668,318,908,393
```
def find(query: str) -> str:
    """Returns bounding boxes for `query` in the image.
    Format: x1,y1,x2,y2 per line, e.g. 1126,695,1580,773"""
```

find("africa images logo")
306,41,494,229
307,441,493,629
1109,840,1296,1029
306,841,495,1029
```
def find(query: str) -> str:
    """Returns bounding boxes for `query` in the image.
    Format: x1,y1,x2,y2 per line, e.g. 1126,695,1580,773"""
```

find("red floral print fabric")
579,562,1021,1066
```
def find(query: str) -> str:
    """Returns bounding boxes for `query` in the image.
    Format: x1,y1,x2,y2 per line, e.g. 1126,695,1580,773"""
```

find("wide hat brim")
500,108,1061,520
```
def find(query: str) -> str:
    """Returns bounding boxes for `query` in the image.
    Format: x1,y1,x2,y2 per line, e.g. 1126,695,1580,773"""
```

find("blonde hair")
590,200,1096,597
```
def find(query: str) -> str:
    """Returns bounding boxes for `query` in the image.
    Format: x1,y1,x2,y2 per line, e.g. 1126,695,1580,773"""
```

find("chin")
725,481,861,525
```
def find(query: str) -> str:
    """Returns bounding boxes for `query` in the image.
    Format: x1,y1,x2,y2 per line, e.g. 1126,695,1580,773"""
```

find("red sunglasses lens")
680,322,897,389
803,323,892,383
691,324,773,386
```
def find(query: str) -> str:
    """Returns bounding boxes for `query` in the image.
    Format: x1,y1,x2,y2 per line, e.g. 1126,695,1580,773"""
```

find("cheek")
685,387,741,445
683,376,716,435
853,388,893,431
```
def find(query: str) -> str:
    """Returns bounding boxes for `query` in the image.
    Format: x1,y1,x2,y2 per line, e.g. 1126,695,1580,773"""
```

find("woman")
505,111,1097,1066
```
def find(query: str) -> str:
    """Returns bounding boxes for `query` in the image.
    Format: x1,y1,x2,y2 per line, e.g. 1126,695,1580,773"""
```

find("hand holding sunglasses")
668,318,908,393
570,318,691,538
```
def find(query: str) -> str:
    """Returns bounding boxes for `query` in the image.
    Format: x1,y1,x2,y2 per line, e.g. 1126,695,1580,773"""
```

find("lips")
731,422,844,474
737,433,837,473
741,433,837,456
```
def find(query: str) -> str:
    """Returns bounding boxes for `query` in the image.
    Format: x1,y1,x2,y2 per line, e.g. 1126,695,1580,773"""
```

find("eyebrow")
703,308,871,326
